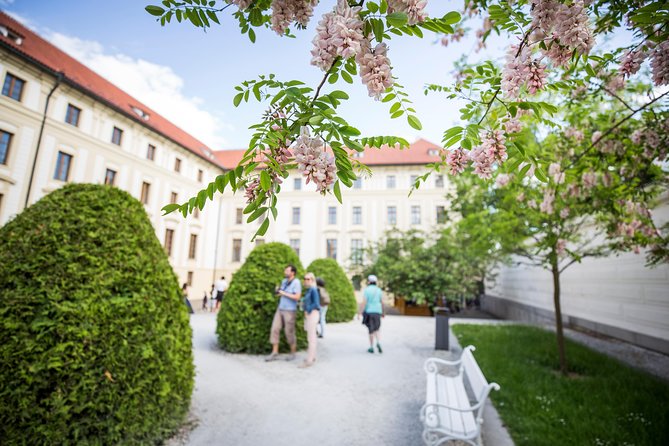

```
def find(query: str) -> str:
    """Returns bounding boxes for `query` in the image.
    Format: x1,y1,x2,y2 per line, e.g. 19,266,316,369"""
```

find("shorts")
216,291,224,301
364,313,381,334
269,309,297,345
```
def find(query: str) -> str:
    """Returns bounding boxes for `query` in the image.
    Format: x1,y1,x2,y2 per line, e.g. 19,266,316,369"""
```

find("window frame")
326,238,338,260
411,205,421,225
111,126,123,146
104,168,116,186
53,151,73,182
328,206,337,225
65,103,81,127
2,72,25,101
292,207,301,225
188,234,198,260
140,181,151,205
146,144,156,161
232,238,242,262
0,129,13,165
386,175,396,189
174,157,181,173
352,206,362,225
164,228,175,256
387,205,397,225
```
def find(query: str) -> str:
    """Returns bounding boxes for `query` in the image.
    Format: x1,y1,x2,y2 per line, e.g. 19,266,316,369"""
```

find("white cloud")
45,31,232,149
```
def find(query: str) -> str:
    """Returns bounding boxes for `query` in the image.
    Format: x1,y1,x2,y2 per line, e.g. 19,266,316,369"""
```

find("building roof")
214,138,442,169
0,11,223,169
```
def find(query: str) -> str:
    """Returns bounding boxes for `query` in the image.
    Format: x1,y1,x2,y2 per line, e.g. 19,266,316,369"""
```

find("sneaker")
264,353,279,362
377,344,383,354
298,360,315,369
367,347,374,354
285,353,296,361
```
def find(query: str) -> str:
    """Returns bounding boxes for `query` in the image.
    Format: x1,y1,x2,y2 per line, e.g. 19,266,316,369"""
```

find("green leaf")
260,171,271,191
146,5,166,16
382,93,396,103
534,167,549,183
161,203,180,215
328,73,339,84
233,92,244,107
257,217,270,236
387,12,408,27
333,181,343,204
248,28,256,43
442,11,461,25
330,90,349,100
407,115,422,130
341,70,353,84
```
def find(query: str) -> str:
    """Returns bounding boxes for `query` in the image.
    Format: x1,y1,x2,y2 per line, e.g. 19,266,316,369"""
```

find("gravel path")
170,314,439,446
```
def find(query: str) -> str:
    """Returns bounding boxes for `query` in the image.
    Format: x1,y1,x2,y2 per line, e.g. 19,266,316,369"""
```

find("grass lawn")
451,324,669,446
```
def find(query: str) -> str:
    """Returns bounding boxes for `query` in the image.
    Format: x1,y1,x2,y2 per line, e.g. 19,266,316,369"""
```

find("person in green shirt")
360,275,384,354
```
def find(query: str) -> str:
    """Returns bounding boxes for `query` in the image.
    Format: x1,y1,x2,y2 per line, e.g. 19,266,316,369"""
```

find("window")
328,206,337,225
111,127,123,145
351,239,363,265
198,169,204,182
232,238,242,262
435,175,444,188
353,177,362,189
294,178,301,190
174,157,181,173
2,72,24,101
352,206,362,225
0,193,3,220
53,151,72,182
387,206,397,225
187,271,194,286
104,168,116,186
387,175,396,189
147,144,156,161
235,208,243,225
411,205,421,225
193,208,200,219
410,175,418,186
353,151,364,158
326,239,337,260
255,238,265,247
292,207,301,225
164,229,174,256
188,234,197,259
0,130,12,165
436,206,447,224
290,239,301,257
170,192,178,204
65,104,81,127
140,181,151,205
428,148,440,156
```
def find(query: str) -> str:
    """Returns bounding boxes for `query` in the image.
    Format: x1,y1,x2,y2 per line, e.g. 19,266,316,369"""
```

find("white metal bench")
420,346,500,446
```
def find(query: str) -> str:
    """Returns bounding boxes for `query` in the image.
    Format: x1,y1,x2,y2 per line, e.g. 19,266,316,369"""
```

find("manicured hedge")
0,184,194,445
306,258,357,322
217,242,306,353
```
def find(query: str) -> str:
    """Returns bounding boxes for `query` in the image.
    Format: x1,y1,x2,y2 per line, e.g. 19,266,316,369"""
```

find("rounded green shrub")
0,184,194,445
217,242,306,353
306,258,357,322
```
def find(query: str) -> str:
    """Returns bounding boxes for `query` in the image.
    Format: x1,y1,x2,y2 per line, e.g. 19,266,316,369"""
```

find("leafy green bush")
217,242,306,353
0,184,194,445
307,258,357,322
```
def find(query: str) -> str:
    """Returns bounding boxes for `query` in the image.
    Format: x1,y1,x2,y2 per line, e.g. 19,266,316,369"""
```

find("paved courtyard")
169,314,440,446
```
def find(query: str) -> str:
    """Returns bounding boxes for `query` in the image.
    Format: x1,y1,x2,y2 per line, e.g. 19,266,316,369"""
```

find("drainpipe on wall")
24,71,63,209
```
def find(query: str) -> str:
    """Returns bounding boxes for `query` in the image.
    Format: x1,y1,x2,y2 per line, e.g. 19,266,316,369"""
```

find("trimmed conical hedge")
0,184,193,445
306,258,357,322
217,242,306,353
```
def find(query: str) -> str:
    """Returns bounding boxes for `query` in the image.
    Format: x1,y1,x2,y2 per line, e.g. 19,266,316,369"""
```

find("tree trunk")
551,261,568,375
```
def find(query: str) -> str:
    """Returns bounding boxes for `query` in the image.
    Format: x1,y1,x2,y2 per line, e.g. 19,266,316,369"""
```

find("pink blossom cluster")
503,117,523,133
564,127,584,142
356,40,394,99
311,0,364,71
228,0,253,10
619,49,646,78
548,163,565,184
441,28,465,47
501,45,547,97
470,130,508,179
651,41,669,86
291,127,336,193
270,0,319,35
530,0,594,66
540,188,555,214
244,177,260,204
387,0,428,25
495,173,511,187
560,207,570,219
556,239,567,256
582,171,596,188
446,147,469,175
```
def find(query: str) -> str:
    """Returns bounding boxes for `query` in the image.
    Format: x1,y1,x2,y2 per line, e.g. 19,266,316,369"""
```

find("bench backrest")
461,347,490,404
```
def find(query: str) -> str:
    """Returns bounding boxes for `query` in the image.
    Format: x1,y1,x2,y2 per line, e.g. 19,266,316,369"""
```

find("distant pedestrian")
299,272,321,368
316,277,330,338
182,283,194,315
209,284,216,313
360,275,384,353
214,275,228,312
266,265,302,362
201,291,208,311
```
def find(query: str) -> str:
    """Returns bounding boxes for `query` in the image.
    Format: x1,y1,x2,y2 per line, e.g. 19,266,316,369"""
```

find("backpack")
318,286,331,306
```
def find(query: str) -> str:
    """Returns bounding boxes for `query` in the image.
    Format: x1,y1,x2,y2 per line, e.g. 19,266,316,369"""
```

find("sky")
1,0,511,151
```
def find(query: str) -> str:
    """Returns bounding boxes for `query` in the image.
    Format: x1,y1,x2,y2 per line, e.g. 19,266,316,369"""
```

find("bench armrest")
424,357,462,374
420,402,479,425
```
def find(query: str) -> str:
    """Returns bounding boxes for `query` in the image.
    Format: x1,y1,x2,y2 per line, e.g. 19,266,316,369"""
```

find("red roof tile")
0,12,223,168
214,138,442,169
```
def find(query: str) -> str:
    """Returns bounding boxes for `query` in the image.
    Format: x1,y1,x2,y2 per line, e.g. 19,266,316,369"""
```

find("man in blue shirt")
266,264,302,361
